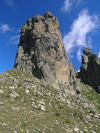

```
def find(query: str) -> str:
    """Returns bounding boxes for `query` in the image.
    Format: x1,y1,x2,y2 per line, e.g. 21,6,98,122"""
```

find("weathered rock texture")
80,48,100,93
14,11,73,87
68,61,76,84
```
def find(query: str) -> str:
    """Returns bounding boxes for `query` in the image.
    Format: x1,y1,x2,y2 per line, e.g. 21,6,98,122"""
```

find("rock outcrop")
68,61,76,85
14,11,73,87
80,48,100,93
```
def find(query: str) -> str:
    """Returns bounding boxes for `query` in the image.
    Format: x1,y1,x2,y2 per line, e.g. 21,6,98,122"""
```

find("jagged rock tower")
14,11,74,87
80,48,100,93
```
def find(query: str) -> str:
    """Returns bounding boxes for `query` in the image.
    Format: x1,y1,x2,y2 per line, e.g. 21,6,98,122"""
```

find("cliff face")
80,48,100,93
14,12,74,87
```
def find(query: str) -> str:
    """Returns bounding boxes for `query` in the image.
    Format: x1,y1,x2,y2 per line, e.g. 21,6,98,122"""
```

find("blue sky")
0,0,100,73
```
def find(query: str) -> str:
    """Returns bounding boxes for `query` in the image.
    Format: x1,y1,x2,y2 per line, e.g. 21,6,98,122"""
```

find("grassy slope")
0,69,100,133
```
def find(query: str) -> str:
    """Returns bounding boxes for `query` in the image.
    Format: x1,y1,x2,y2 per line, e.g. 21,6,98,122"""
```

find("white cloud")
76,0,83,6
0,23,20,45
0,24,11,33
0,24,20,34
61,0,73,13
7,35,20,45
5,0,14,6
98,52,100,57
78,69,80,72
63,9,99,61
61,0,83,12
77,48,82,61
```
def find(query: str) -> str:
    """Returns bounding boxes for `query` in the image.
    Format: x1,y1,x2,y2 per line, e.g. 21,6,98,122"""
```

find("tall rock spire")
80,48,100,93
14,11,74,87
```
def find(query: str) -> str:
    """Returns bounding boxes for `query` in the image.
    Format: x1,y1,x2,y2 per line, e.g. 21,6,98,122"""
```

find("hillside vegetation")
0,69,100,133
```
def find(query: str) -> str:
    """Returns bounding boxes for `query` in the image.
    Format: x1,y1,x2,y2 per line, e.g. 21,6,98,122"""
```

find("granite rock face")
14,11,73,87
80,48,100,93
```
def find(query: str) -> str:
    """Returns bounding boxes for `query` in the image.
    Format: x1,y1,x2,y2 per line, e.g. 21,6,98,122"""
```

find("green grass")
73,80,76,85
55,112,61,116
38,106,41,110
22,123,27,127
0,68,100,132
73,112,78,117
18,84,22,87
59,105,64,109
6,95,10,98
76,90,81,95
65,119,70,123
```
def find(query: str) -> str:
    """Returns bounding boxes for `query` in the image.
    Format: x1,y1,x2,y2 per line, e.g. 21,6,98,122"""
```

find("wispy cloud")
0,24,20,34
5,0,14,6
0,24,11,33
7,35,20,45
76,0,83,6
77,48,82,61
61,0,73,13
61,0,83,13
98,52,100,57
63,9,99,61
0,23,20,45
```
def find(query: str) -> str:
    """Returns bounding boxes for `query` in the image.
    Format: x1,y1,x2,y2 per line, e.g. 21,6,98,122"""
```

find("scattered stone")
32,105,37,108
36,91,43,96
25,89,30,94
9,86,15,90
12,107,19,111
40,105,46,111
60,123,63,125
38,129,41,132
80,131,84,133
0,89,4,94
86,115,91,122
3,123,6,126
78,95,87,103
0,102,3,105
37,101,46,111
94,115,99,119
10,90,19,98
41,81,48,87
39,101,45,105
14,131,18,133
31,98,36,103
89,113,94,117
83,103,89,109
74,81,81,93
74,128,79,132
88,104,96,114
24,78,33,82
66,100,71,105
91,130,96,133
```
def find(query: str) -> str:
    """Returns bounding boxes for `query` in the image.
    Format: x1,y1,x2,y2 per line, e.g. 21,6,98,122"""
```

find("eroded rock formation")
80,48,100,93
68,61,76,84
14,11,74,87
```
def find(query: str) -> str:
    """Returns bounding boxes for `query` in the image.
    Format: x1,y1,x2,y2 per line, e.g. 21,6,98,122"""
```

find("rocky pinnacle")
14,11,75,87
80,48,100,93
